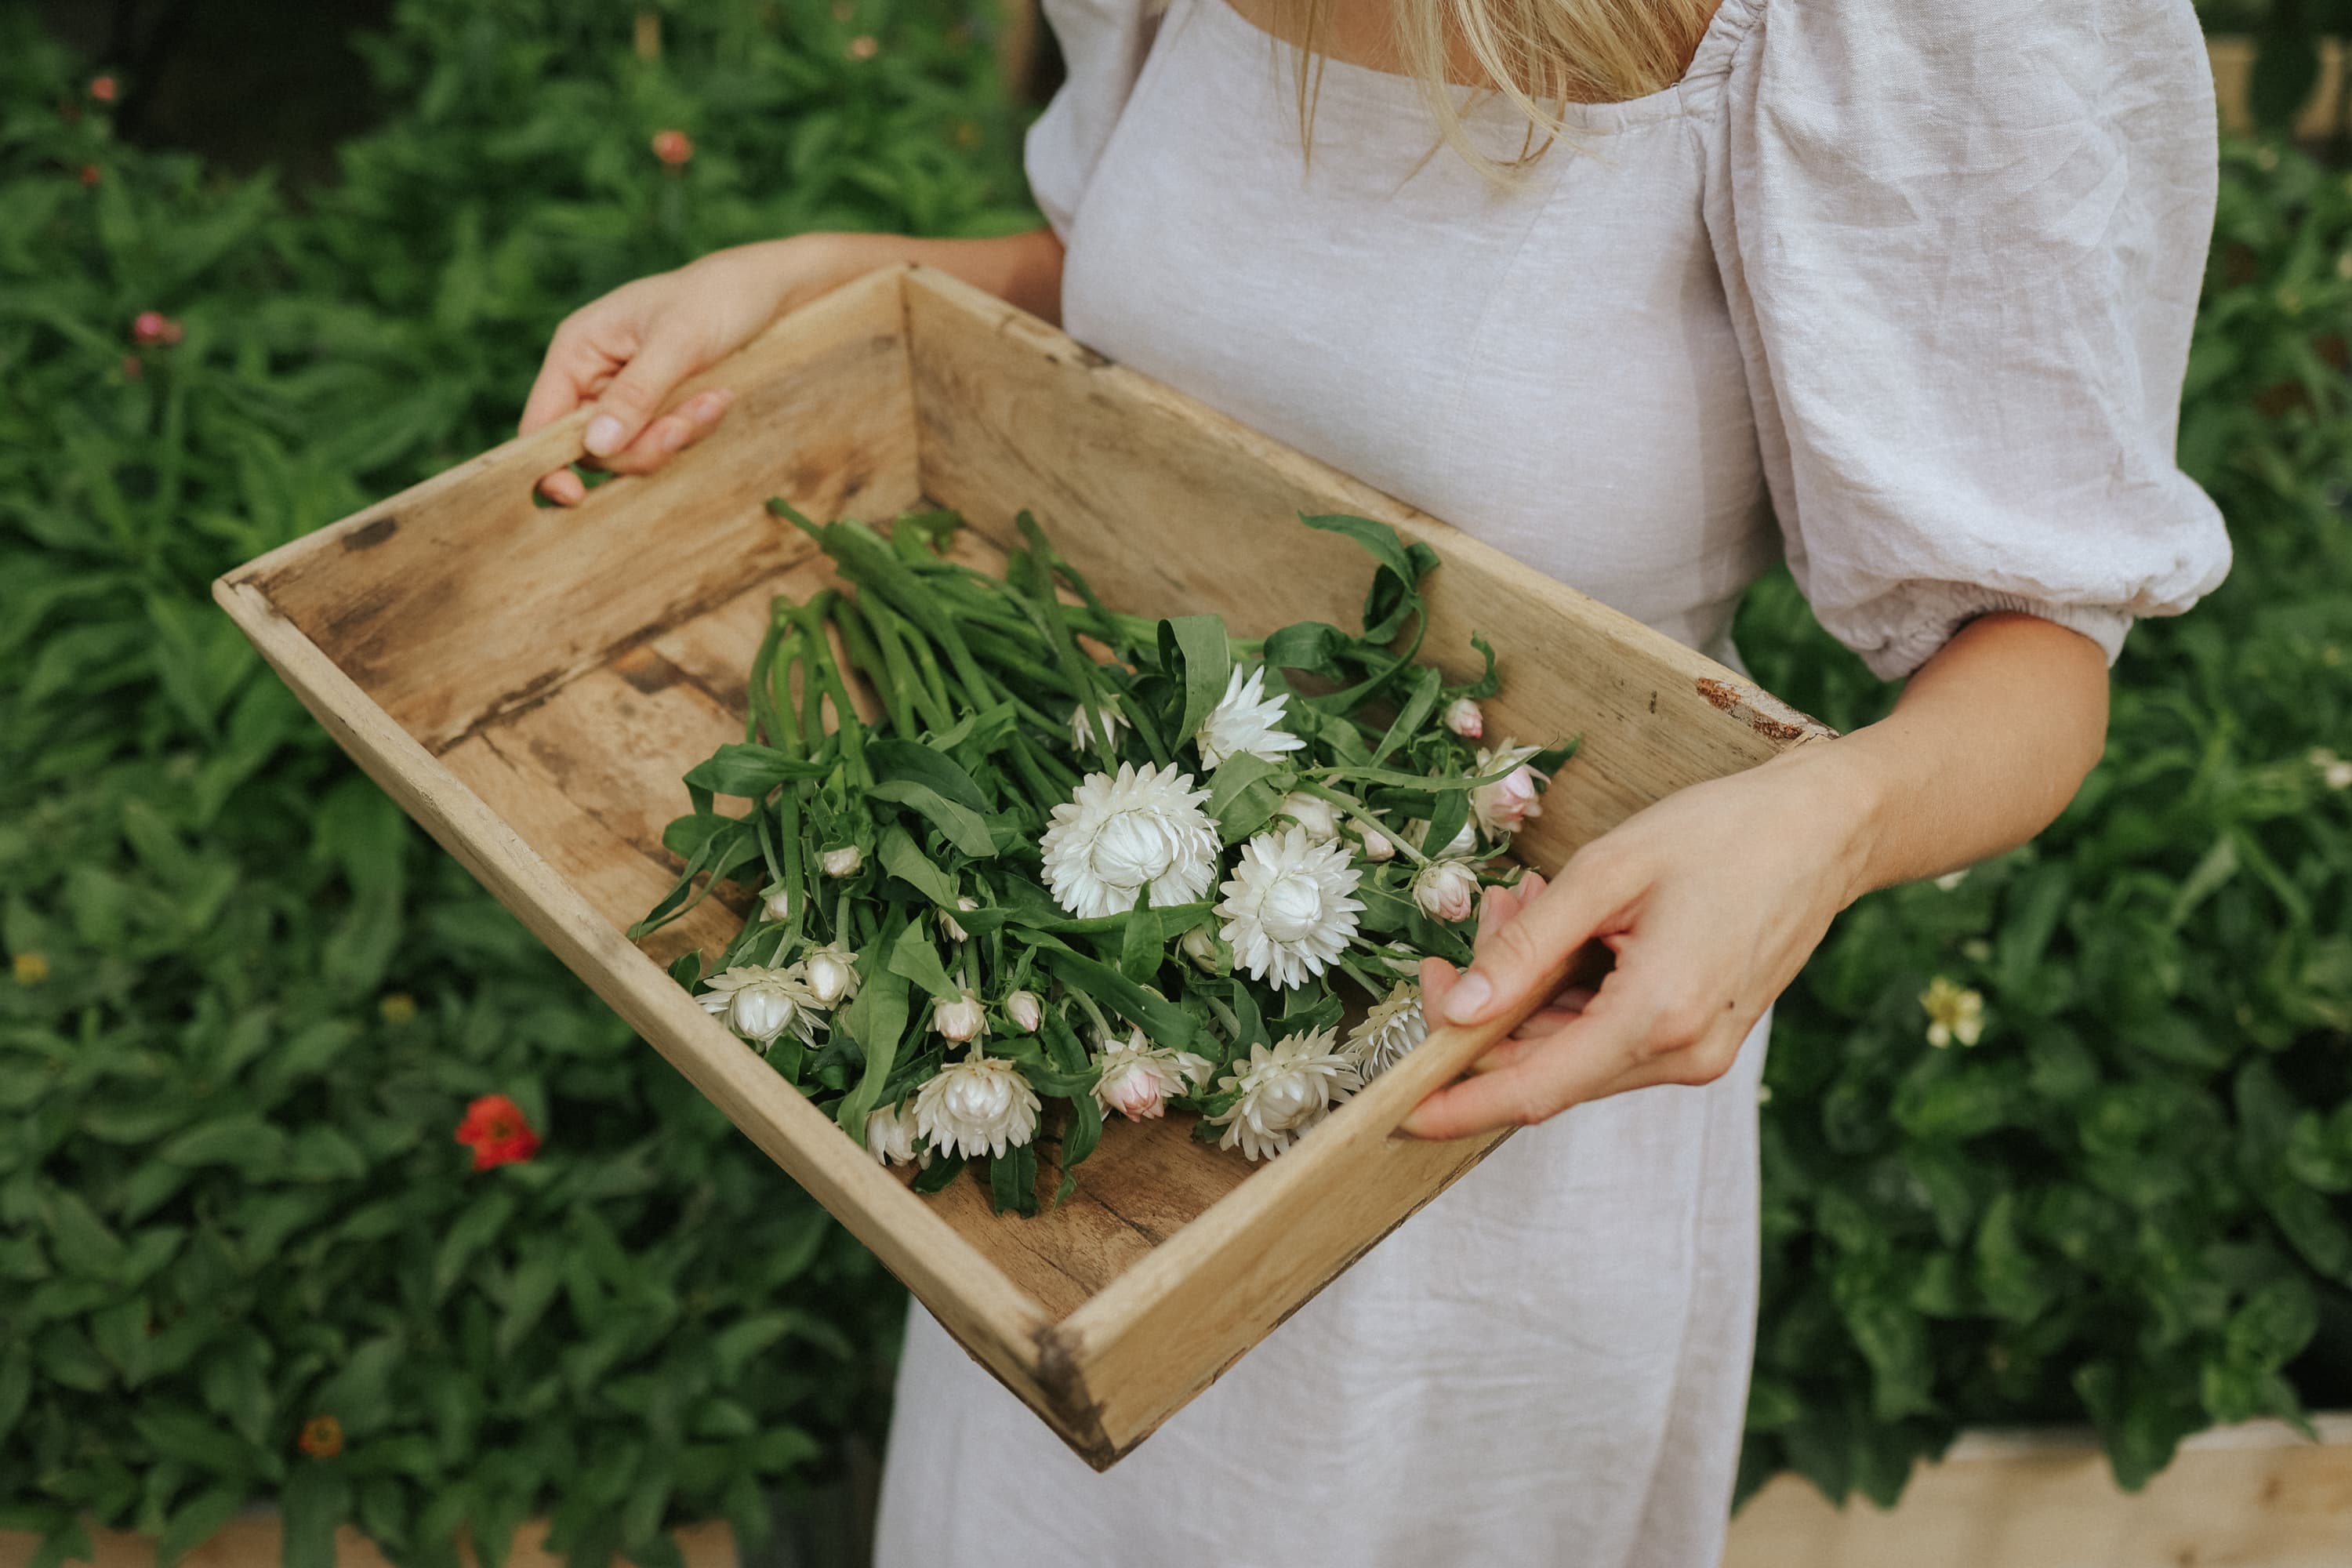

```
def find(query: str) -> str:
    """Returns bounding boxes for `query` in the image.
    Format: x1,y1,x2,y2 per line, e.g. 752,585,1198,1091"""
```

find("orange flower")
651,129,693,167
455,1094,540,1170
298,1415,343,1458
89,75,118,103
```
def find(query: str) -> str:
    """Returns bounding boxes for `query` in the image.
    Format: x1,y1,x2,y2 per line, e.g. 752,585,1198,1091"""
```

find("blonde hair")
1271,0,1719,174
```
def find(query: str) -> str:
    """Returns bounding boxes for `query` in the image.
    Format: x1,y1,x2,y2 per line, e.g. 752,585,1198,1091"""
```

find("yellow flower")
11,953,49,986
1920,976,1984,1048
379,993,419,1025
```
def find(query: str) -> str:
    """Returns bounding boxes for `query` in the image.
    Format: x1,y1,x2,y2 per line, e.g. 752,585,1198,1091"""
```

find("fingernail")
659,422,687,452
1443,973,1492,1024
584,415,624,456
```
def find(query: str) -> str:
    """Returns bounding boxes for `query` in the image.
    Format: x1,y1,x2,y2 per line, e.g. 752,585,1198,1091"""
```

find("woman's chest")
1055,1,1775,645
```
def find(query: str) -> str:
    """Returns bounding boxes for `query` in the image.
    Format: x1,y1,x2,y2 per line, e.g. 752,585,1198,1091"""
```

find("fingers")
1439,854,1638,1029
581,332,706,460
1399,986,1658,1140
592,387,734,476
539,467,587,506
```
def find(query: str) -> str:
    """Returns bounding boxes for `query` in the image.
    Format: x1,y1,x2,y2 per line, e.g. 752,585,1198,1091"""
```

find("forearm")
702,227,1068,326
1763,612,2111,906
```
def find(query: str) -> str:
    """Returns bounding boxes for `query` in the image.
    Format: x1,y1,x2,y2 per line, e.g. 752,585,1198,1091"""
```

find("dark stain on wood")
1693,676,1831,746
613,645,687,695
342,514,399,551
1648,691,1657,714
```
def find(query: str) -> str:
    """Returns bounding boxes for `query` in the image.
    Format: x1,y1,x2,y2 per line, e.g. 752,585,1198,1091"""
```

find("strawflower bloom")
1091,1028,1211,1122
455,1094,540,1171
1344,983,1428,1078
1069,699,1128,753
1217,826,1365,989
914,1052,1041,1159
803,942,861,1007
866,1101,925,1167
1040,762,1218,917
1207,1027,1360,1160
1276,790,1341,842
1412,859,1479,924
933,989,988,1044
1195,665,1305,770
699,963,826,1051
1920,976,1985,1048
1470,741,1546,837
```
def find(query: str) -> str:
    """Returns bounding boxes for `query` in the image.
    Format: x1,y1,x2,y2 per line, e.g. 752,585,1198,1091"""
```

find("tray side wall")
230,269,923,756
901,269,1832,876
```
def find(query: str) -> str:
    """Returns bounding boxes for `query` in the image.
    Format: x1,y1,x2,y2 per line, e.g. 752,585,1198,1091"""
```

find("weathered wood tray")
213,266,1830,1468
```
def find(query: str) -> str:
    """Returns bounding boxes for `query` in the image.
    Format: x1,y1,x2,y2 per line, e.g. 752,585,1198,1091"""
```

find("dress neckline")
1189,0,1759,131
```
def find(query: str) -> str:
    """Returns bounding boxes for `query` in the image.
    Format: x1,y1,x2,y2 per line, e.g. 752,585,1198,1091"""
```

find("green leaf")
884,923,960,1005
878,825,961,909
158,1484,249,1568
1205,753,1292,840
867,780,996,858
433,1191,517,1303
1159,614,1232,751
836,931,914,1142
281,1463,353,1568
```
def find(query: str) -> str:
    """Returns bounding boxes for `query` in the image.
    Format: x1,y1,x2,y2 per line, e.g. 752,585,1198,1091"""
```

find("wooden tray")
213,265,1831,1468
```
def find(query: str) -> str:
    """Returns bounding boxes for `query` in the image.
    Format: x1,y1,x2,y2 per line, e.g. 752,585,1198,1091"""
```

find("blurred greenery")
0,0,2347,1563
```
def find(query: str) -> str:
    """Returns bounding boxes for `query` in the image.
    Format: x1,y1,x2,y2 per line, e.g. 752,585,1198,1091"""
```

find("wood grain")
230,269,922,755
903,267,1833,872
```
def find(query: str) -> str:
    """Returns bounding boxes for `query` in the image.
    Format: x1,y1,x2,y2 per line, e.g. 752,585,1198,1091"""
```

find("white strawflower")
1195,665,1305,770
1090,1028,1212,1123
913,1052,1041,1160
1344,983,1428,1079
1005,989,1044,1033
1413,860,1479,924
1215,826,1365,990
1276,791,1340,841
940,895,978,942
1471,741,1547,837
802,942,862,1007
1443,697,1485,739
820,844,863,877
865,1101,926,1167
759,884,794,923
932,989,988,1044
699,964,825,1052
1039,763,1219,918
1069,699,1128,753
1359,825,1396,862
1207,1027,1360,1161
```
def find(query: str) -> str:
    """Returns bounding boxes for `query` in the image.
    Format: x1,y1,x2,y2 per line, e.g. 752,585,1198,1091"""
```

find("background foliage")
0,0,2347,1562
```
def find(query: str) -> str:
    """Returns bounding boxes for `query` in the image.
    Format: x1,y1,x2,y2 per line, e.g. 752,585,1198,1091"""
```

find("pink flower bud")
1359,826,1394,862
1096,1058,1168,1121
1005,990,1044,1033
1412,861,1479,924
1479,765,1543,834
932,992,986,1044
1443,698,1484,739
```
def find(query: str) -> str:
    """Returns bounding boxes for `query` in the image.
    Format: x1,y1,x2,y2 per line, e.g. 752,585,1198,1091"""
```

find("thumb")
581,335,702,459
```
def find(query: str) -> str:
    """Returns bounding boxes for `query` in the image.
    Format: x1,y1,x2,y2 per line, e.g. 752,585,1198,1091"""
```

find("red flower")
297,1414,343,1458
456,1094,539,1170
89,75,118,103
651,129,693,167
78,164,101,187
131,310,183,346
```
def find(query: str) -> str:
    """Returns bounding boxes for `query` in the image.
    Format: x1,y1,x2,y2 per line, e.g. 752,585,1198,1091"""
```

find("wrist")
1760,737,1889,910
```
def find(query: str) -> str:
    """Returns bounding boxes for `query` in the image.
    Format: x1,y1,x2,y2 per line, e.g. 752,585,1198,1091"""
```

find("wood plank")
213,539,1075,1463
1725,1417,2352,1568
902,267,1835,873
233,268,922,754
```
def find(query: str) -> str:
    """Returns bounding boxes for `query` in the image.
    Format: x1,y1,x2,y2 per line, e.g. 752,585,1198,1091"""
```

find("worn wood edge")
206,574,1065,1419
898,263,1838,762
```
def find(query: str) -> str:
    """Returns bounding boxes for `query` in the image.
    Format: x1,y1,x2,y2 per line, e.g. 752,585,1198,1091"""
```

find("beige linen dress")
875,2,2231,1563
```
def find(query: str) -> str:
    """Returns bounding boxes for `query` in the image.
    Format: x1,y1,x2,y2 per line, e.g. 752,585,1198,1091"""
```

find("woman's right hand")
518,240,817,504
520,229,1066,504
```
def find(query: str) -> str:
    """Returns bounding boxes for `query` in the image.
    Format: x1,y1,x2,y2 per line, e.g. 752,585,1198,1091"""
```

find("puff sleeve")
1707,0,2232,679
1024,0,1161,239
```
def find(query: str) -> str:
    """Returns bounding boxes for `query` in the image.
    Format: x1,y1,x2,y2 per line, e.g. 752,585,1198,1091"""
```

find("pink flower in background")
89,75,118,103
131,311,183,347
651,129,693,166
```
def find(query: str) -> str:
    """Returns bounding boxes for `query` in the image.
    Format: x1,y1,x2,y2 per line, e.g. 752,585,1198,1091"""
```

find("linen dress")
876,2,2232,1563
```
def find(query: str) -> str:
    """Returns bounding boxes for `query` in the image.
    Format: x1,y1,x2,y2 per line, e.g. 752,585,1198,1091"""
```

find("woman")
522,0,2230,1560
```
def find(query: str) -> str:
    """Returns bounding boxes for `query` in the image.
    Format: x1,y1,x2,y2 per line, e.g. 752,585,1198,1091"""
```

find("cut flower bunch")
638,506,1573,1211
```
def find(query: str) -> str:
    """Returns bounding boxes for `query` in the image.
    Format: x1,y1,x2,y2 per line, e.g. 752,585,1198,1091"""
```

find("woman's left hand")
1399,751,1871,1139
